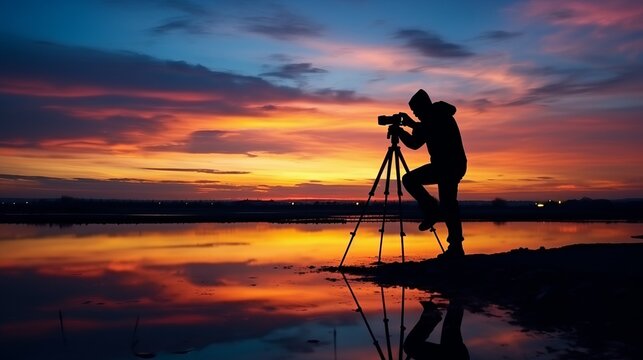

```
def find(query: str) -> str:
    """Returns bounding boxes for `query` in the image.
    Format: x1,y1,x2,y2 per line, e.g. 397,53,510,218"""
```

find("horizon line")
2,196,642,202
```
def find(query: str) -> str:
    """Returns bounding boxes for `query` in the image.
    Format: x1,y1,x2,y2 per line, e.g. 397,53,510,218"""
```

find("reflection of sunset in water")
2,222,637,268
0,222,639,359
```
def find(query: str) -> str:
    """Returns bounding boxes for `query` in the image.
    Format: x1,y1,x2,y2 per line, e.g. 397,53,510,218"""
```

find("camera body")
378,114,403,126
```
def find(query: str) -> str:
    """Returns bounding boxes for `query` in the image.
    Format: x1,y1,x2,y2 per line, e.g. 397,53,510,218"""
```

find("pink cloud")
515,0,643,60
525,0,643,30
518,0,643,57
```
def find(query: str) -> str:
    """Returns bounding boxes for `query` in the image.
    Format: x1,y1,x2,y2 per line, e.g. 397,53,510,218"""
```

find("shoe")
418,214,438,231
420,300,439,312
419,301,442,320
437,244,465,260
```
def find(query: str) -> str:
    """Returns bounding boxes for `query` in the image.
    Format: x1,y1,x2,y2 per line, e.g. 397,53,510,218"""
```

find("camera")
378,114,402,126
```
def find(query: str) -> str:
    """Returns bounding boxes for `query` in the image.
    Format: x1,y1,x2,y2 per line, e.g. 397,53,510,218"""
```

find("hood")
432,101,456,116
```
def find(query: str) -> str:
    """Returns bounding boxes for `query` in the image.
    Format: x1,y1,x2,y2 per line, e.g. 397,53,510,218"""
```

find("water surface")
0,222,640,359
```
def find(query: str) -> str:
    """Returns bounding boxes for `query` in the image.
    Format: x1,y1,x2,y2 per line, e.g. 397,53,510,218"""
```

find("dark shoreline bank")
325,243,643,359
2,197,641,224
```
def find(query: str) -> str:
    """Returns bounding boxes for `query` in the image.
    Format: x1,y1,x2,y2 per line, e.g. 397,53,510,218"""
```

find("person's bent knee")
402,172,414,189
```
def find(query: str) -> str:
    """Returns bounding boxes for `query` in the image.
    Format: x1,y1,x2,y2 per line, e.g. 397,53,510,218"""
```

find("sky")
0,0,642,200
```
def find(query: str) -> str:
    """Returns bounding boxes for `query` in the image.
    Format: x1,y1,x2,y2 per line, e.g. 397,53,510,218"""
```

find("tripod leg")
398,286,406,360
340,147,394,268
397,149,411,174
378,147,394,264
431,228,445,253
393,148,406,263
342,273,387,360
381,287,394,360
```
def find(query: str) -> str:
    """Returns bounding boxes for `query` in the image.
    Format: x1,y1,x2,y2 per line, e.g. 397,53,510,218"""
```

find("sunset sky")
1,0,642,200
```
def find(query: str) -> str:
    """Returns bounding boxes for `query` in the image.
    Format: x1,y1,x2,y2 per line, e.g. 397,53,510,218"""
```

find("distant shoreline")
1,197,641,224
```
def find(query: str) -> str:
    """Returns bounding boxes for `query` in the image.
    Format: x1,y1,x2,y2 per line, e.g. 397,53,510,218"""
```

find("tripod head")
386,123,401,145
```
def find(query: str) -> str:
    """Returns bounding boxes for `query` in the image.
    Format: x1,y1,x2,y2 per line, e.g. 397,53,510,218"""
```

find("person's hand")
398,112,416,128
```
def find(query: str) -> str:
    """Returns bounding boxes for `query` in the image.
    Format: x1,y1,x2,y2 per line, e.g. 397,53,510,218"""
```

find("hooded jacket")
412,101,467,178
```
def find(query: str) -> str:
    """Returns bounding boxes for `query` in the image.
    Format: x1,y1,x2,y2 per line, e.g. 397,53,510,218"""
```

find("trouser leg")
440,299,470,360
438,180,463,244
403,305,442,357
441,300,464,345
402,164,439,218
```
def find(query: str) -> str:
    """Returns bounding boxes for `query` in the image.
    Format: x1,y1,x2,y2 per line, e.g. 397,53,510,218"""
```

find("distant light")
537,203,544,208
355,202,360,206
558,200,562,204
291,202,295,205
25,201,29,204
158,202,161,205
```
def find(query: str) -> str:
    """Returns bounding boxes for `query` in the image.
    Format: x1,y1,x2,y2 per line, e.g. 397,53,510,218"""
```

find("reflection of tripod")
339,125,444,268
342,273,406,360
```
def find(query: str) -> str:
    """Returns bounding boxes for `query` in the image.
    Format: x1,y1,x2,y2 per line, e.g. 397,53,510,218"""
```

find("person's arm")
389,125,425,150
399,112,425,149
399,112,419,130
400,129,425,149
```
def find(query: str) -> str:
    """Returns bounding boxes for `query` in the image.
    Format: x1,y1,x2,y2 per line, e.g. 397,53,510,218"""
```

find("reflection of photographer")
404,299,470,360
386,89,467,259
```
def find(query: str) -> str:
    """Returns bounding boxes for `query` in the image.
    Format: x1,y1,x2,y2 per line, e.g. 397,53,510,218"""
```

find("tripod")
339,125,445,268
341,272,407,360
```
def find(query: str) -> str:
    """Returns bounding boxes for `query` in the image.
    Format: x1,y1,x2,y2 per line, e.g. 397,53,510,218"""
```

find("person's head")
408,89,432,121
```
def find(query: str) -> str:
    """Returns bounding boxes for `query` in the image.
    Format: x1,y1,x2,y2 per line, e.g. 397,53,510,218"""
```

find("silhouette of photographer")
388,89,467,259
403,298,469,360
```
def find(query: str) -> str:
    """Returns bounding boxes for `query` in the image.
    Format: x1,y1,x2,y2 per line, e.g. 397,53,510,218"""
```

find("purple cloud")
395,29,474,58
243,9,323,40
477,30,523,41
148,130,298,156
261,63,328,80
0,94,168,145
0,36,370,147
